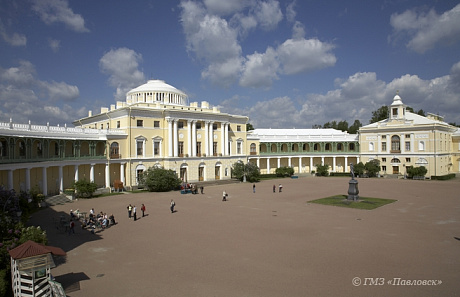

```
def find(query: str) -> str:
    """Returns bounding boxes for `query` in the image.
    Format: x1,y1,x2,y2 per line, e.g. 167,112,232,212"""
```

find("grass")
308,195,397,210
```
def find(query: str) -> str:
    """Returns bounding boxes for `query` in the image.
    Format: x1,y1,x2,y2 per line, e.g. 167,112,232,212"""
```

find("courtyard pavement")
28,176,460,297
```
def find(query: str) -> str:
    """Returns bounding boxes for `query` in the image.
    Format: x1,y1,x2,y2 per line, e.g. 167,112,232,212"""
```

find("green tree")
74,179,98,198
275,166,294,177
315,164,329,176
246,123,254,131
337,120,349,132
353,162,365,177
232,162,260,182
140,167,182,192
364,159,381,177
406,166,428,178
349,120,362,134
370,106,389,123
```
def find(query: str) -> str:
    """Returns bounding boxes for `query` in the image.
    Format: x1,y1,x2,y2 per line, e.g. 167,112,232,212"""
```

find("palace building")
0,80,458,195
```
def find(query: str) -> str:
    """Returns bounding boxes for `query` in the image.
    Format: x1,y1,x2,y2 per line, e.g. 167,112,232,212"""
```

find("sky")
1,0,460,129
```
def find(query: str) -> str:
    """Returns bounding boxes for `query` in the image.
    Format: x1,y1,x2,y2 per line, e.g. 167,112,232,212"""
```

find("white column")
7,169,13,190
333,156,336,172
224,123,229,156
187,120,192,157
42,167,48,196
25,167,31,192
321,156,325,166
192,121,197,157
59,166,64,193
221,123,225,156
256,157,260,168
288,157,292,167
345,156,348,172
167,118,173,157
74,165,79,182
105,163,110,188
120,162,126,186
90,163,95,183
266,158,270,174
173,120,178,157
204,121,209,156
209,121,214,156
377,135,381,153
310,157,313,172
299,157,302,173
410,133,414,153
277,157,280,169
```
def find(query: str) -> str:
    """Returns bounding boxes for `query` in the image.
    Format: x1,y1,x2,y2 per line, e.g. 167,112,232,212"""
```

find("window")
314,143,319,151
382,135,386,139
392,108,397,116
100,124,103,129
382,142,386,151
337,143,342,151
391,135,400,152
196,142,201,156
405,134,410,138
107,123,109,129
250,143,256,154
196,122,202,129
154,121,160,128
213,123,217,130
237,142,242,154
36,142,42,157
18,140,26,157
405,141,410,151
325,143,331,151
110,142,119,158
137,141,143,156
0,140,7,157
154,142,160,156
382,158,386,162
178,121,184,129
349,143,355,150
237,125,241,132
137,120,143,127
406,158,411,162
213,142,217,156
178,142,184,156
419,141,425,151
382,166,387,172
117,121,120,128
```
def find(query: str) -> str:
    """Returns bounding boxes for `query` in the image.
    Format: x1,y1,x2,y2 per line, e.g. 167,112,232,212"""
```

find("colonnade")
167,118,230,157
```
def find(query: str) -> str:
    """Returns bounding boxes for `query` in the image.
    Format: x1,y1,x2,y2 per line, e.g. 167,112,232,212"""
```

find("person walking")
253,184,256,193
170,200,176,213
279,184,283,193
200,186,204,194
69,220,75,235
222,190,227,201
133,205,137,221
141,204,146,217
127,204,133,219
273,184,276,193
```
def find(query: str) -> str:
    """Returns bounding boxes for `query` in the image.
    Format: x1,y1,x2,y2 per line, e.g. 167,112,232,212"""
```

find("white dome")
126,80,187,106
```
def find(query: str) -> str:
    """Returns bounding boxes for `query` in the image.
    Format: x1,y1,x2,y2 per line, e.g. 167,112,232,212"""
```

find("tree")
370,106,389,123
353,162,365,177
315,164,329,176
275,166,294,177
232,162,260,182
337,120,349,132
140,167,182,192
364,159,381,177
406,166,427,178
246,123,254,131
74,179,98,198
349,120,362,134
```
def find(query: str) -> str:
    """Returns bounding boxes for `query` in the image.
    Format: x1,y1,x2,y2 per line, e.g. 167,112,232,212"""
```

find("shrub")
74,179,98,198
315,164,329,176
275,166,294,177
231,162,260,182
140,167,182,192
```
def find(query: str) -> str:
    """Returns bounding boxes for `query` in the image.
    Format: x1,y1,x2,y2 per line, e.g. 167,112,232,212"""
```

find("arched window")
349,143,355,150
337,143,343,151
418,141,425,151
314,143,319,151
18,140,26,157
0,140,7,157
391,135,400,152
369,142,374,151
250,143,257,155
325,143,331,151
111,142,120,158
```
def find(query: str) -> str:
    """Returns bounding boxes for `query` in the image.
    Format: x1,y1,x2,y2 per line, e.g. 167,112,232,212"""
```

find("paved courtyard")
29,177,460,297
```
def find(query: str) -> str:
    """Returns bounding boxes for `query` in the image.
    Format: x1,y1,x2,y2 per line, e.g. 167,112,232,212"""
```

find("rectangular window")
237,125,241,132
392,108,397,116
117,121,120,128
405,134,410,138
178,121,184,129
405,141,410,151
137,120,143,127
237,142,242,154
196,122,202,129
213,142,217,156
100,124,103,129
382,135,386,139
154,142,160,156
196,142,201,156
178,142,184,156
406,158,411,162
382,158,386,162
381,142,387,151
382,166,387,172
137,141,143,156
154,121,160,128
213,123,217,130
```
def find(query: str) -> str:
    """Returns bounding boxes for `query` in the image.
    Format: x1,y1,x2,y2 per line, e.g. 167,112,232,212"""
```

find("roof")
249,128,358,142
8,240,66,260
361,111,450,129
127,80,186,96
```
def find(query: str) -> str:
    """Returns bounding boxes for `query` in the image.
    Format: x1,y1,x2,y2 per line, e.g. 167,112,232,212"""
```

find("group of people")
273,184,283,193
73,207,116,234
181,183,204,194
127,203,147,220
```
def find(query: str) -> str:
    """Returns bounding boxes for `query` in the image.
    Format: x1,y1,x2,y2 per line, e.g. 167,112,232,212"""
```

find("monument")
347,163,359,201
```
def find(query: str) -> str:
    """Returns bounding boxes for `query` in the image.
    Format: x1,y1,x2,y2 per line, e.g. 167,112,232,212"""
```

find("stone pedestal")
347,179,359,201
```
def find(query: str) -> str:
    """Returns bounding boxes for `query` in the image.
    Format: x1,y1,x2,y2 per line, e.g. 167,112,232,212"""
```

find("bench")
413,176,425,180
291,176,299,179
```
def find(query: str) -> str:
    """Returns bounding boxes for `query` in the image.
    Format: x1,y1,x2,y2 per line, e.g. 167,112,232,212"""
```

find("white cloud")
253,0,283,31
48,38,61,52
0,19,27,46
203,0,252,16
390,4,460,53
286,1,297,23
239,47,279,88
278,38,336,75
31,0,89,33
0,61,82,125
99,48,146,101
202,57,243,87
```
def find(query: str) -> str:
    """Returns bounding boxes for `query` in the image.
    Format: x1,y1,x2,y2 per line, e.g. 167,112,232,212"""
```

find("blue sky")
1,0,459,129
